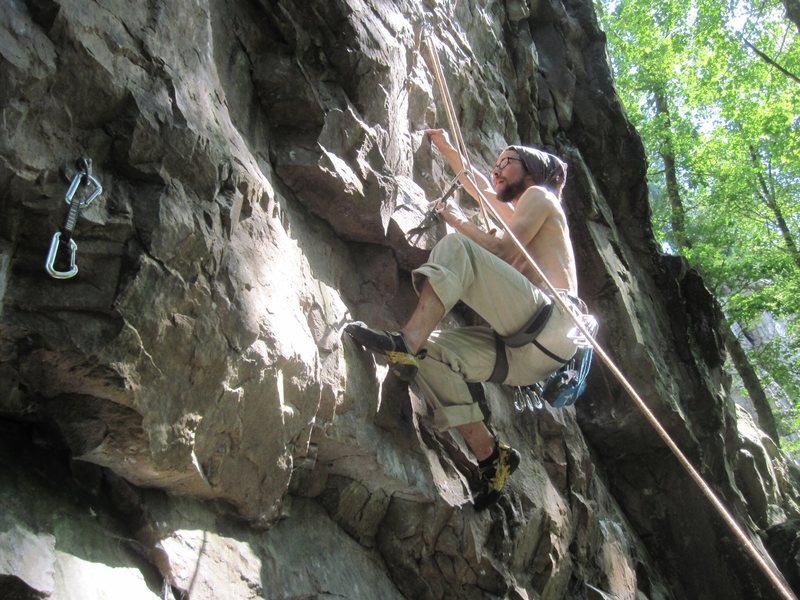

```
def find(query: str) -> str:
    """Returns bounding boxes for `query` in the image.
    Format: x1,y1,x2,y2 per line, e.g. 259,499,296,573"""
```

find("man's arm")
426,129,514,224
437,186,555,263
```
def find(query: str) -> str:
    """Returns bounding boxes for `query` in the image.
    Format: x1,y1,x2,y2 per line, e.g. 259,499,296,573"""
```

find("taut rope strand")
423,34,491,231
421,29,796,600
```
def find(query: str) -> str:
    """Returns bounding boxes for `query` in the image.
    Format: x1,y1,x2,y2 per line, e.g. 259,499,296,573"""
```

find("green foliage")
756,322,800,450
596,0,800,438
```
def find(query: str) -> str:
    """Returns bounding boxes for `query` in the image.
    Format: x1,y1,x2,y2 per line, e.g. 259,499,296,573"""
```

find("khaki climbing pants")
412,233,579,431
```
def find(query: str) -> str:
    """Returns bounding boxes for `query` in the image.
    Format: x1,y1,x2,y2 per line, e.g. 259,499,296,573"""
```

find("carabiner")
406,209,440,244
45,157,103,280
406,174,463,244
65,172,103,210
45,231,79,279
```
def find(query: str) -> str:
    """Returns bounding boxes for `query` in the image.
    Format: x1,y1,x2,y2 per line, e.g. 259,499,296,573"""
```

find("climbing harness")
45,158,102,279
406,172,463,244
488,300,555,384
421,29,797,600
513,310,598,412
486,294,598,411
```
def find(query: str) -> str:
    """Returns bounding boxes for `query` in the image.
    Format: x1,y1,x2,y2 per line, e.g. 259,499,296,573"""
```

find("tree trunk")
721,316,781,444
654,89,692,250
654,90,779,443
784,0,800,34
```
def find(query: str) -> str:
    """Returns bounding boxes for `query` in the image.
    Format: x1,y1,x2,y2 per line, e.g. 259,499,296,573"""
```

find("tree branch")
748,145,800,270
743,38,800,85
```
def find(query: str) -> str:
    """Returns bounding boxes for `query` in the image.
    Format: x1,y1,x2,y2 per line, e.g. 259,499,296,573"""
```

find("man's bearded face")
492,152,527,203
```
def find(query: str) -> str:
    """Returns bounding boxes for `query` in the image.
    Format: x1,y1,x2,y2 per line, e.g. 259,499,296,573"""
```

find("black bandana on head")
507,145,567,196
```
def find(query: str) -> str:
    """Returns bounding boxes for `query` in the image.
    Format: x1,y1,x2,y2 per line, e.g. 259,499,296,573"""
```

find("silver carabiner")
45,231,79,279
65,172,103,209
45,157,102,280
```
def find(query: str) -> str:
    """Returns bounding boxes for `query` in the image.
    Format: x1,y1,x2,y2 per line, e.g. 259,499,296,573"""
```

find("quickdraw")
406,173,463,244
45,158,103,279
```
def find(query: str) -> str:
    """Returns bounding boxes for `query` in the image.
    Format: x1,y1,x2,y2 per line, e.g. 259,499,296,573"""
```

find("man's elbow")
493,240,516,262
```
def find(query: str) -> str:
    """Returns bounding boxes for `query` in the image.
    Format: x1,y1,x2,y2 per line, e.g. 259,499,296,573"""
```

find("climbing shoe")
473,441,521,511
344,321,426,381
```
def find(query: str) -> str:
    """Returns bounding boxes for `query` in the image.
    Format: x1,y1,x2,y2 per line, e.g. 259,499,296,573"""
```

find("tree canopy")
595,0,800,445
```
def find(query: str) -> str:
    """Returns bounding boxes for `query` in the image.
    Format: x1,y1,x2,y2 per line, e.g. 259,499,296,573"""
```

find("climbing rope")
45,158,103,279
422,31,491,231
420,30,797,600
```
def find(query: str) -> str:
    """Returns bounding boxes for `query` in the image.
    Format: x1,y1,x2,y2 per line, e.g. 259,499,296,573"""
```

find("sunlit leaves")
596,0,800,426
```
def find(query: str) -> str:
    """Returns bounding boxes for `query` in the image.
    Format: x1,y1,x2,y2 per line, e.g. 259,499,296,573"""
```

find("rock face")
1,0,798,599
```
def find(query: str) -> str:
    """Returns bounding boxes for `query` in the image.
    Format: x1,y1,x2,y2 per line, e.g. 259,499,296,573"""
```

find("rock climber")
346,129,581,509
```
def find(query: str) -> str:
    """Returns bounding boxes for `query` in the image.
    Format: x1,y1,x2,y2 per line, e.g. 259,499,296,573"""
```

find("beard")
496,178,528,203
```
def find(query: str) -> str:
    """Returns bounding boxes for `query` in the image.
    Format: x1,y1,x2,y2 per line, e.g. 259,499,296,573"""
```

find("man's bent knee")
430,232,472,261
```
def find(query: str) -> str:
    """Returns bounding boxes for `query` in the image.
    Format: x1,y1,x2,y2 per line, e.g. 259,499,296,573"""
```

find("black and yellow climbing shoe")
473,441,521,511
344,322,426,381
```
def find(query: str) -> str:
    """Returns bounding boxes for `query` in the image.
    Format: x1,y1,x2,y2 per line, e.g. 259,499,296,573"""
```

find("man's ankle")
399,329,422,354
477,443,499,467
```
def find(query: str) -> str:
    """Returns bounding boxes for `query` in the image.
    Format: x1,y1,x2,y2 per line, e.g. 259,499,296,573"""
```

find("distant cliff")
1,0,799,598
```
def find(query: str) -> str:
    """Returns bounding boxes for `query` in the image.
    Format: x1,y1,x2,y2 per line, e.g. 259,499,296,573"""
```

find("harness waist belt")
499,301,554,348
489,299,572,384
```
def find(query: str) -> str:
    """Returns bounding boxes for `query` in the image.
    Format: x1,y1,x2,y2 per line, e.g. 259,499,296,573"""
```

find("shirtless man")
346,130,579,509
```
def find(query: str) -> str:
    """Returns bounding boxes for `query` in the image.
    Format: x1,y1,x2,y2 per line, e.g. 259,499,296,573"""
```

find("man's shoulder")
518,185,559,208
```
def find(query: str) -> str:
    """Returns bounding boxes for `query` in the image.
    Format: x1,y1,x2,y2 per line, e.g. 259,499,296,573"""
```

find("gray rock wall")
1,0,798,598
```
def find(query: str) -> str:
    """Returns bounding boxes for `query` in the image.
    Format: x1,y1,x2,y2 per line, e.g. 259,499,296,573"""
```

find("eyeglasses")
492,156,522,173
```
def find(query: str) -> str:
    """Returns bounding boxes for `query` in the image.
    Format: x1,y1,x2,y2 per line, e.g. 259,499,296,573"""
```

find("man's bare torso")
508,187,578,295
